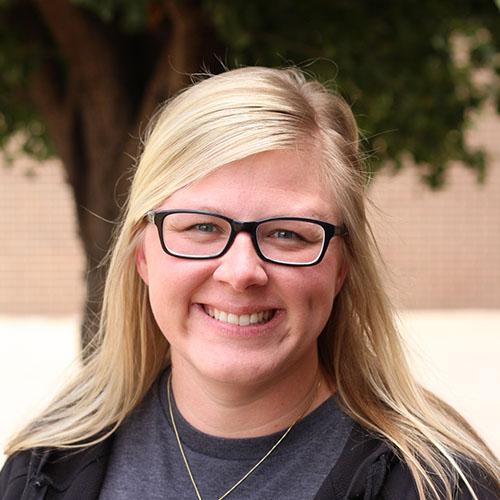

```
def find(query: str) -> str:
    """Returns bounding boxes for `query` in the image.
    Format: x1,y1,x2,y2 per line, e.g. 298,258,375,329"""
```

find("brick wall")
0,159,85,315
369,104,500,308
1,107,499,315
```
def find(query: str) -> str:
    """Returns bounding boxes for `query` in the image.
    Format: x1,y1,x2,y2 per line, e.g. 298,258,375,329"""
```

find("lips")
203,306,276,326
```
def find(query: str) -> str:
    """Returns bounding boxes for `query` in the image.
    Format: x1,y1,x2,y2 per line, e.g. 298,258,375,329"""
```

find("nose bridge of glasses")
230,220,258,234
226,220,261,255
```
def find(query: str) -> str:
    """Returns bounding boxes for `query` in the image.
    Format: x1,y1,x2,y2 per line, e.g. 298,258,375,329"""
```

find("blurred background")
1,0,499,464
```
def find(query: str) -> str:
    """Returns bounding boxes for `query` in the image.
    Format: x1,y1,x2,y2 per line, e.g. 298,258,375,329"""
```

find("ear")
334,257,349,296
135,242,150,285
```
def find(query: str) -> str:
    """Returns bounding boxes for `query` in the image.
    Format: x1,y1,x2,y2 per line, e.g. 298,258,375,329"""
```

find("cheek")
146,259,190,307
308,276,336,317
140,227,196,298
146,257,215,325
138,233,183,329
145,266,193,345
306,254,345,322
286,267,337,329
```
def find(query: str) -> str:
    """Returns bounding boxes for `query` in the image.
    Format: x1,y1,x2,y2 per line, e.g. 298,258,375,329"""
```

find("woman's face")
136,149,348,386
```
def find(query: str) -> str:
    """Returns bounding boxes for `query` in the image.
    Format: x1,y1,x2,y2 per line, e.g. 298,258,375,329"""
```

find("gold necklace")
167,372,321,500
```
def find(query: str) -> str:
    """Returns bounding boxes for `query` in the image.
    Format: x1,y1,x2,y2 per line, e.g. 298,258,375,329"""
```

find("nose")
212,233,269,290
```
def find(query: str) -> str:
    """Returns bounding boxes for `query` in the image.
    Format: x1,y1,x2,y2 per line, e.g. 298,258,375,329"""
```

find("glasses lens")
256,219,325,264
162,212,231,257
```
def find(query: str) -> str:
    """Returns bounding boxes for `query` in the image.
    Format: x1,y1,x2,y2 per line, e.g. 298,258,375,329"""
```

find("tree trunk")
20,0,222,351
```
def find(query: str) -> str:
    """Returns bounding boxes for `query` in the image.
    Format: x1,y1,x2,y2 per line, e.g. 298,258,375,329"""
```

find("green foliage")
1,0,500,187
69,0,149,31
0,6,53,161
203,0,500,187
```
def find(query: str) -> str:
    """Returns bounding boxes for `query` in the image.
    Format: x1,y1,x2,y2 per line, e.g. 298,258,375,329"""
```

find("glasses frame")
146,209,348,267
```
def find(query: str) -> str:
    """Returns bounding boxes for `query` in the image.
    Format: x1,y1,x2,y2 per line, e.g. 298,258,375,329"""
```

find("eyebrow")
171,206,332,222
190,206,232,217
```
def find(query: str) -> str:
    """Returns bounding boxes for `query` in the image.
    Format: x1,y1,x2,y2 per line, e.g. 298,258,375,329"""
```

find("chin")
193,354,285,387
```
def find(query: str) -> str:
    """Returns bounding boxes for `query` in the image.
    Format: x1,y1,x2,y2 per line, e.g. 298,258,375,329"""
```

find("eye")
192,223,217,233
271,229,302,240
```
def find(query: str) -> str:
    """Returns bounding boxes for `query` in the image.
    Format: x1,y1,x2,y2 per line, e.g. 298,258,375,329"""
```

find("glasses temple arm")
334,225,348,237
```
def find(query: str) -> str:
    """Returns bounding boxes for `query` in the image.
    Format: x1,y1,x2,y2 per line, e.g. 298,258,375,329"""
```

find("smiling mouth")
203,306,276,326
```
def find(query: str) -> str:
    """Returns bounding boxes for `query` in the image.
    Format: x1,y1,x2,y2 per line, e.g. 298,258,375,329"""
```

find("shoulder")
315,424,500,500
454,458,500,500
0,436,113,500
314,423,418,499
0,449,32,499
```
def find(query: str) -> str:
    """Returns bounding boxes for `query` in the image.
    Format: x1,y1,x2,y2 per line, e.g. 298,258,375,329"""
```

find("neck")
168,359,334,438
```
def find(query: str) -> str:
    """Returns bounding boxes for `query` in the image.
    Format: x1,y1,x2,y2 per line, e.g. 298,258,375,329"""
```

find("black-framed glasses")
146,209,348,267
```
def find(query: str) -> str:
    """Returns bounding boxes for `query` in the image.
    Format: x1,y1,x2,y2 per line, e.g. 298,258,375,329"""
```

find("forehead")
159,150,340,221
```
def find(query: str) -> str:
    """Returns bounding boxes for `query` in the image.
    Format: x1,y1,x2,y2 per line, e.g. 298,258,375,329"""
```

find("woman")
1,67,499,500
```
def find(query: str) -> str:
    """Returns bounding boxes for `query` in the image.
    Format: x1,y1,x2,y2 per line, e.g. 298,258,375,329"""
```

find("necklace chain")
167,372,321,500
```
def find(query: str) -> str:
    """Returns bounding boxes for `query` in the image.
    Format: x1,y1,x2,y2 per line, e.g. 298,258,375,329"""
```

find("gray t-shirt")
99,370,352,500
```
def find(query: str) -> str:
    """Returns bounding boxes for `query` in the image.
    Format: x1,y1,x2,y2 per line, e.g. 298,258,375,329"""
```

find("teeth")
227,313,239,325
239,314,250,326
204,306,274,326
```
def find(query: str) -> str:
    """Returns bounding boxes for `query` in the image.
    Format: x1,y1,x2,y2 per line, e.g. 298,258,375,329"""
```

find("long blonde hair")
7,66,500,499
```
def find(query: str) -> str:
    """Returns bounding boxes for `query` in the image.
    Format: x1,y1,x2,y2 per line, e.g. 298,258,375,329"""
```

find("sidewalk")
1,310,499,466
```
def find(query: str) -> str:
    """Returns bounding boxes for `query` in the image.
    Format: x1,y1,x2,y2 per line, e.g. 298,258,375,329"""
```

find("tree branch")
136,0,212,127
33,0,132,172
33,0,126,110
